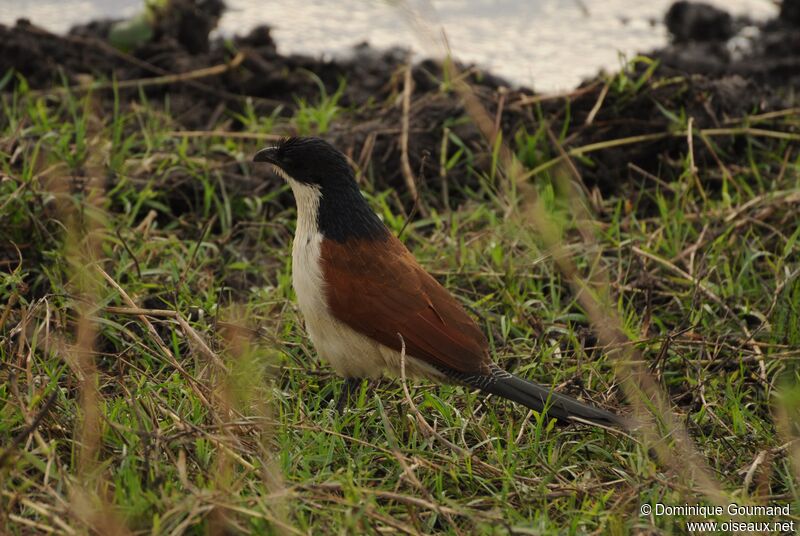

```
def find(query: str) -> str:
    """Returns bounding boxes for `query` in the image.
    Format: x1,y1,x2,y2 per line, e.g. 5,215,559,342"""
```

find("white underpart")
279,170,444,381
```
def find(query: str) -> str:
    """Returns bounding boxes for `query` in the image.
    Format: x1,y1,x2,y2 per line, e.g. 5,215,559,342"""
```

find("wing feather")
321,236,490,374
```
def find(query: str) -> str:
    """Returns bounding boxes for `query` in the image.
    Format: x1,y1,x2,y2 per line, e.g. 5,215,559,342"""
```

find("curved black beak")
253,147,279,165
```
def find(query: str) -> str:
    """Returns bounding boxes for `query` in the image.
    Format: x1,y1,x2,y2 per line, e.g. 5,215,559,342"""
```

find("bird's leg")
335,377,364,414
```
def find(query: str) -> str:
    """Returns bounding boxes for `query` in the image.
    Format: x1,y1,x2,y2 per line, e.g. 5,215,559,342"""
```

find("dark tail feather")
481,373,626,428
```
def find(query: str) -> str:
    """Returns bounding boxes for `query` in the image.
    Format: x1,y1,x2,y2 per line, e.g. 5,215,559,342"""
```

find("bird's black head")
253,136,354,189
253,136,388,242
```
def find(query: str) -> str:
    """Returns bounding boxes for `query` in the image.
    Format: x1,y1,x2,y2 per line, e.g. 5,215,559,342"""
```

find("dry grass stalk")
399,0,730,507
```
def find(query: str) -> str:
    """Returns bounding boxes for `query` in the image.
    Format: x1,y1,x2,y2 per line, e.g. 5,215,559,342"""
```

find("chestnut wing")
320,235,490,375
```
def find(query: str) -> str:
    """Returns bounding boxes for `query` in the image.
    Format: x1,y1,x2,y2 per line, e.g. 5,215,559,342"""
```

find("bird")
254,136,624,428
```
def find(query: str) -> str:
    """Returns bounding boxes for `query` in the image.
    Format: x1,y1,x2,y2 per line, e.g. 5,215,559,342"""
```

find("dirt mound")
0,0,797,209
656,0,800,87
0,16,415,130
665,1,734,42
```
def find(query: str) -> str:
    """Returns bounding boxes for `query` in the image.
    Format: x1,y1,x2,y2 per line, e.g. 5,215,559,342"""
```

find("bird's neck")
289,178,388,243
288,178,322,240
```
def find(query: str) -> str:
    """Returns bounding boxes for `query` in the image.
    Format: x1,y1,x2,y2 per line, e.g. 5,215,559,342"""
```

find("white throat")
270,164,322,237
287,177,322,238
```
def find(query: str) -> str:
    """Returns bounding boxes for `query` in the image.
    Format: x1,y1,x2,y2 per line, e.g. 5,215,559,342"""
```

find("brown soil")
0,0,798,209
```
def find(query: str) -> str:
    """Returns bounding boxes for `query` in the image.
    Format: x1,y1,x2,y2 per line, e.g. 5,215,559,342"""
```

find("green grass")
0,68,799,535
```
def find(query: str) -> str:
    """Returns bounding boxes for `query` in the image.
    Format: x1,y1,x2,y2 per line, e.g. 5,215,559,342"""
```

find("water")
0,0,777,90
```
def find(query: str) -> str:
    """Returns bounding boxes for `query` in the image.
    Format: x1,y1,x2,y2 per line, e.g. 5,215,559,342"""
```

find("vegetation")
1,59,799,534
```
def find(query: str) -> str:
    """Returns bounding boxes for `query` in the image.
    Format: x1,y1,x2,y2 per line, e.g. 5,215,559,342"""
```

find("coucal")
254,136,624,428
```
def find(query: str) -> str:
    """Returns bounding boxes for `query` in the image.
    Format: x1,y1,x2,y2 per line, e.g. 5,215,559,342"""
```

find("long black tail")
480,372,625,428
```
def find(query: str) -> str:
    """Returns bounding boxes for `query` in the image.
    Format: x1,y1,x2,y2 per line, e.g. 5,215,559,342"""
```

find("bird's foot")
335,377,364,414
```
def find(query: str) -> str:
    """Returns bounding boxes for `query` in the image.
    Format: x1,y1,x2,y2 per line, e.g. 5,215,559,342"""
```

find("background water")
0,0,777,90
